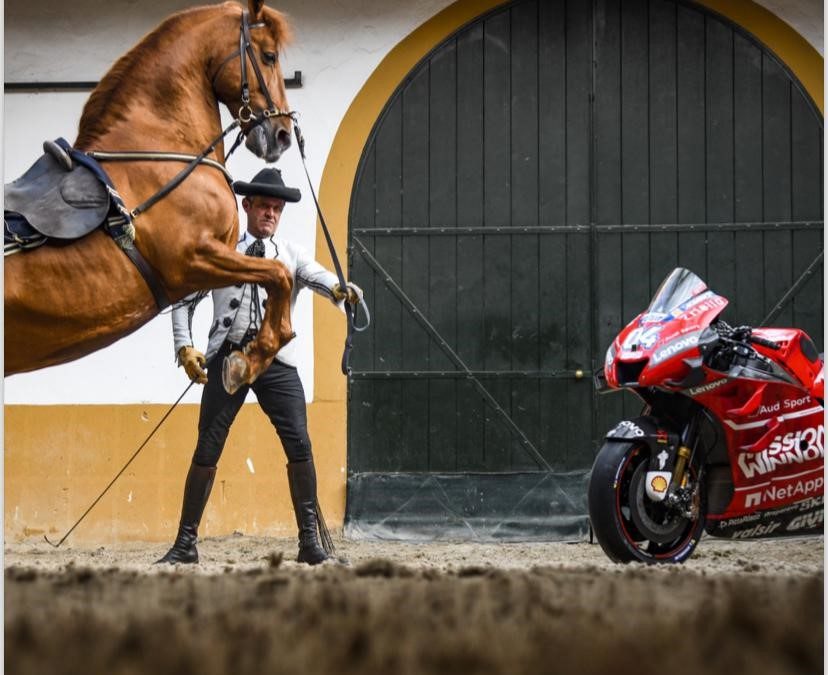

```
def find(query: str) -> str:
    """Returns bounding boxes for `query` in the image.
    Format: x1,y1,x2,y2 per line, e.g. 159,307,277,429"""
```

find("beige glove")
178,346,208,384
333,282,363,305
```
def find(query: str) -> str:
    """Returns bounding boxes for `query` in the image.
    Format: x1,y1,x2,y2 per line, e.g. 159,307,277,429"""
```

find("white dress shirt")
172,230,340,367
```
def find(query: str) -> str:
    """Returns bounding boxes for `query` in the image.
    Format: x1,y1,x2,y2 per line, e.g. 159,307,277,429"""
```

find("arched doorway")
343,0,823,540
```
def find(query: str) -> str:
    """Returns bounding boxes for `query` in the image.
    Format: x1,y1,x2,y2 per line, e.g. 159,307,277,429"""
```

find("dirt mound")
5,536,823,675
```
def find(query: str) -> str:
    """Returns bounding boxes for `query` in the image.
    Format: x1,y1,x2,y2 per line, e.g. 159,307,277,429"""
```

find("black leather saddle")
4,140,111,251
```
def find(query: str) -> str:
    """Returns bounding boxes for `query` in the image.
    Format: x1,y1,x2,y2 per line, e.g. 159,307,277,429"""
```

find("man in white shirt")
158,168,360,566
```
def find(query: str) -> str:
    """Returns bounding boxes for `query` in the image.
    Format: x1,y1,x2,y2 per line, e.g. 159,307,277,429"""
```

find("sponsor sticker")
645,471,672,502
640,312,669,324
737,425,824,479
687,379,727,397
744,475,824,508
730,521,782,539
748,397,810,417
786,510,824,532
609,420,645,438
651,332,700,365
670,293,727,320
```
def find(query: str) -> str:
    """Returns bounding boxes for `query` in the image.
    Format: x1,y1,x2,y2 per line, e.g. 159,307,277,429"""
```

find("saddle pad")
4,151,110,239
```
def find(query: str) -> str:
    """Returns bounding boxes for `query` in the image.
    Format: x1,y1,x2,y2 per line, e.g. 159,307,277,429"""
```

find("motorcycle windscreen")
646,268,709,315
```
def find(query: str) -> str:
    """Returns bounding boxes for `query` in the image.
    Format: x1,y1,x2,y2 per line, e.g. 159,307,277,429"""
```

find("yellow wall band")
5,401,345,543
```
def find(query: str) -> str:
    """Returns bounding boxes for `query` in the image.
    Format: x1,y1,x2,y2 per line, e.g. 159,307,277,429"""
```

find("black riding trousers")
192,342,312,467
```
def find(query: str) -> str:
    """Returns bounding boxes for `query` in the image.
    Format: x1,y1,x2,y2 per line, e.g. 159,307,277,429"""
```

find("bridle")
91,9,295,220
213,9,294,132
79,8,297,312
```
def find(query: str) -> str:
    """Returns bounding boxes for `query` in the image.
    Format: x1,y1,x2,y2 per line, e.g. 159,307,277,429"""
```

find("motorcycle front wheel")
588,441,706,564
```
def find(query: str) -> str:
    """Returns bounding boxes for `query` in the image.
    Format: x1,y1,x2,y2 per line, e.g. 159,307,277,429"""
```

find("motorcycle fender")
605,416,682,475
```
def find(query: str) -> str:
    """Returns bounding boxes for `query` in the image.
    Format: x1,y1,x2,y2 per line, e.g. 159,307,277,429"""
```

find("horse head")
212,0,294,162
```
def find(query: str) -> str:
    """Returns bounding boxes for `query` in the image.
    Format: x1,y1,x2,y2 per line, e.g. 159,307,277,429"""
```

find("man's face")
243,196,286,238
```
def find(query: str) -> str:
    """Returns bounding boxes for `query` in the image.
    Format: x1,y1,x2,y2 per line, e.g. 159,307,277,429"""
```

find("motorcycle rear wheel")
588,441,706,564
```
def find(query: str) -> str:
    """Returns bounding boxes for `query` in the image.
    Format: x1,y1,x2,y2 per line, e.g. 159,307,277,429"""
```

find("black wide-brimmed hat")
233,168,301,202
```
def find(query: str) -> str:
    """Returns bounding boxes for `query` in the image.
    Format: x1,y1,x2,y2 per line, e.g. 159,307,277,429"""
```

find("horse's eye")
262,51,278,66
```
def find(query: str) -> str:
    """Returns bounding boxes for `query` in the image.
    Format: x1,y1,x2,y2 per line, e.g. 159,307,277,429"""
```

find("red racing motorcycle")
589,267,824,564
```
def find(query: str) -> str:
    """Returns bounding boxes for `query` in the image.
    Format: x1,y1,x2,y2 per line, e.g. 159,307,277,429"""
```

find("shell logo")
650,475,669,493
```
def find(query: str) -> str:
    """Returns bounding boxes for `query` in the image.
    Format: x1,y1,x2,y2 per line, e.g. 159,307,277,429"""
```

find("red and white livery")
590,267,823,563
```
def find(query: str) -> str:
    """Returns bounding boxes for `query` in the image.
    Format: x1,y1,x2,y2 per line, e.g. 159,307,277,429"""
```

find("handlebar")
719,323,781,350
703,322,782,372
749,334,781,351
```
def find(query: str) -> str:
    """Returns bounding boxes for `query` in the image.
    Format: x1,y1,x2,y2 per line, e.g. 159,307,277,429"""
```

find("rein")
97,120,241,219
290,118,371,375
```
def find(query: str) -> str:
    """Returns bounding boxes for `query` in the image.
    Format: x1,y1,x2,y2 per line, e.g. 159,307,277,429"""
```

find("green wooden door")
345,0,823,541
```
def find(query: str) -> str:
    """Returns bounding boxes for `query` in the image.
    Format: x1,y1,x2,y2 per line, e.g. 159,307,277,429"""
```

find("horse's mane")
75,2,292,149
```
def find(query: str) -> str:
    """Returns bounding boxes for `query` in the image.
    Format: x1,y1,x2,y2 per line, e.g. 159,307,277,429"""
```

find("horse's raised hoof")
222,351,250,395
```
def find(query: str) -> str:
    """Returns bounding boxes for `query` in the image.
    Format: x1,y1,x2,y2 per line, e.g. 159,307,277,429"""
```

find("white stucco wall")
4,0,455,404
754,0,823,55
3,0,822,405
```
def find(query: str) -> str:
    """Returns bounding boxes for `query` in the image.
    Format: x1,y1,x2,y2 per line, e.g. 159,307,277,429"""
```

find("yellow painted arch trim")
312,0,508,401
313,0,823,399
696,0,823,115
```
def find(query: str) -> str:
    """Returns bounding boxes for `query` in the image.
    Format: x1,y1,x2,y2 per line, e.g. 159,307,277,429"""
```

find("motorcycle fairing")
606,287,729,389
709,392,823,518
705,495,824,539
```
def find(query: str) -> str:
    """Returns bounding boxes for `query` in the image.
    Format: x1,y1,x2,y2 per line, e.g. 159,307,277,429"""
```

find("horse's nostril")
277,128,292,150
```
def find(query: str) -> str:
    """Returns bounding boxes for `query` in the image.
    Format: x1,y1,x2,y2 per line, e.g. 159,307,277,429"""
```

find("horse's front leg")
182,240,295,393
223,286,294,394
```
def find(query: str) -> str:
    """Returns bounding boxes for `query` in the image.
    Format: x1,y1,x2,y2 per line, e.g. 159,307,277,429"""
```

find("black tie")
245,238,265,257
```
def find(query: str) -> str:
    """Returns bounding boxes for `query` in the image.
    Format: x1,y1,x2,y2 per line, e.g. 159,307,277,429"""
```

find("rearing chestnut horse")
5,0,296,393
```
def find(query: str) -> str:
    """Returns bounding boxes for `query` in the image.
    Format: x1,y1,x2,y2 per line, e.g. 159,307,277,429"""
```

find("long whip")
44,381,195,548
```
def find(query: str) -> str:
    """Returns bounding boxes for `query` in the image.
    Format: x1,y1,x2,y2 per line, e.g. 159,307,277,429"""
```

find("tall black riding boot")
156,463,217,564
287,460,329,565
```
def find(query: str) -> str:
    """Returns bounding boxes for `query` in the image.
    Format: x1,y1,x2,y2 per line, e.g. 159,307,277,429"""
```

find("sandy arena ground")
5,534,824,675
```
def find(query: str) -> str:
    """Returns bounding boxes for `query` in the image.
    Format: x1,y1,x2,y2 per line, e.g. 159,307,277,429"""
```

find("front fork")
664,415,701,518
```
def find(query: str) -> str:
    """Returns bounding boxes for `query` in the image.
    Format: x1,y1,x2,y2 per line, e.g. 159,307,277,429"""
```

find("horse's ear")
248,0,265,21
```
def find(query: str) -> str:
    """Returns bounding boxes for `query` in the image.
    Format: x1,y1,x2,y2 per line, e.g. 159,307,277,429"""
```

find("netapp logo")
745,476,824,508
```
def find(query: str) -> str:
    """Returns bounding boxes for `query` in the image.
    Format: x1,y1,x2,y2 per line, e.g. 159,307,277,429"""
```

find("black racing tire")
588,440,706,564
